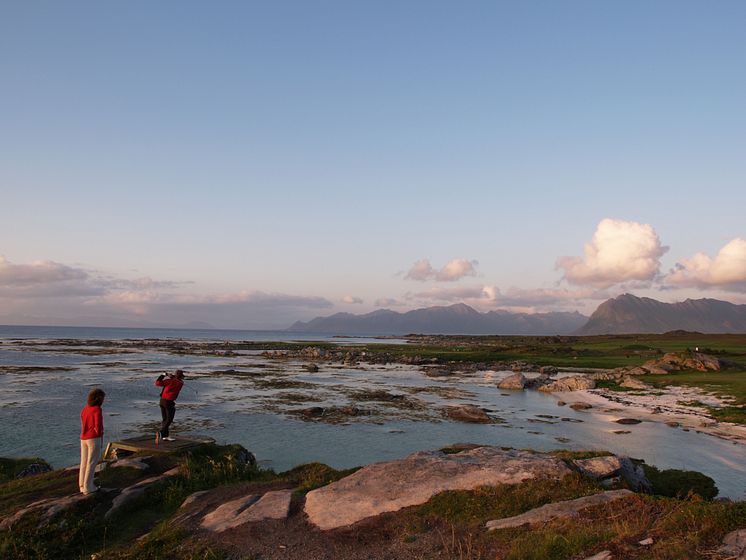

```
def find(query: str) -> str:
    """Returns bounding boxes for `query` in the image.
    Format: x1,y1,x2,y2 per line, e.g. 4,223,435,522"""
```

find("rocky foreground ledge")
0,443,744,560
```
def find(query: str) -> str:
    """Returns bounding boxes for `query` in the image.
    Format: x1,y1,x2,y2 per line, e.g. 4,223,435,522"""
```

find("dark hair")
87,388,106,407
174,369,185,380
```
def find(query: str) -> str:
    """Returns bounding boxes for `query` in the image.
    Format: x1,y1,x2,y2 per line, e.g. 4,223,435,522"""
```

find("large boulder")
304,447,572,530
538,376,596,393
498,373,526,390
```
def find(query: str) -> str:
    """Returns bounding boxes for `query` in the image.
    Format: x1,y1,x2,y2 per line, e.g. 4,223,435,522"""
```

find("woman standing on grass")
79,388,105,494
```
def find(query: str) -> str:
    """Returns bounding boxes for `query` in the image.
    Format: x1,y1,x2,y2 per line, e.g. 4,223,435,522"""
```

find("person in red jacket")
79,388,105,494
155,369,184,442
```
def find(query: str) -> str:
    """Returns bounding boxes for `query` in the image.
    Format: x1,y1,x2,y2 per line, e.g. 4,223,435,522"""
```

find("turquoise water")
0,331,744,499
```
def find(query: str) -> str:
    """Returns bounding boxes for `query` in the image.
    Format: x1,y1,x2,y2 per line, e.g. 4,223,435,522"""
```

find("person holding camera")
155,369,184,442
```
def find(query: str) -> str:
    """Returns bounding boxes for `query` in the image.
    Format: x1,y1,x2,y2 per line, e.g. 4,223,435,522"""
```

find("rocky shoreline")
1,442,742,559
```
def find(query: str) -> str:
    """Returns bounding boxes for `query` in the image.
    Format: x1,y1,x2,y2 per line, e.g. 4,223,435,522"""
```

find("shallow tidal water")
1,337,744,499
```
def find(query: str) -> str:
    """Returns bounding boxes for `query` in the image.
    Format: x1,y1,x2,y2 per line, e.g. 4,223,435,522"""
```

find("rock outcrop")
0,491,101,530
105,467,180,519
539,376,596,392
200,490,292,532
485,490,633,530
304,447,572,530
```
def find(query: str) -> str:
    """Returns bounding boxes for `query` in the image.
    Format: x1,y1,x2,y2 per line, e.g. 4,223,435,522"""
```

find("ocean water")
0,326,744,499
0,324,400,344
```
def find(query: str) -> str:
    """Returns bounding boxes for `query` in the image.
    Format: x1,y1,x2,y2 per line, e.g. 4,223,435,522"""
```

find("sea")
1,325,744,499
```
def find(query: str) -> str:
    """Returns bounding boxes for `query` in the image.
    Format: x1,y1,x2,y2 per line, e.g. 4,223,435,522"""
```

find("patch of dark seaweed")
0,366,77,374
253,378,316,390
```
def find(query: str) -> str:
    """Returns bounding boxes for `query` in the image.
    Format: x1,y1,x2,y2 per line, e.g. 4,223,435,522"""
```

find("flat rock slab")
200,489,293,532
304,447,572,530
486,489,633,530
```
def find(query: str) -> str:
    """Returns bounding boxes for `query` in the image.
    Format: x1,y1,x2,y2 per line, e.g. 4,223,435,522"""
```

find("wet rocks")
304,363,319,373
304,447,572,530
570,402,593,411
445,404,491,423
485,490,633,530
539,365,558,375
538,375,596,393
497,372,526,390
615,418,642,425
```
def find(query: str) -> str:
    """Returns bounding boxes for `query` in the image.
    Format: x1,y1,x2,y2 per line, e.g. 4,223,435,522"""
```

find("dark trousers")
159,398,176,437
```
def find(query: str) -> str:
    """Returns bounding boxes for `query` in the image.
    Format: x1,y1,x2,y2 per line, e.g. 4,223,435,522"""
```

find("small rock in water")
570,402,593,411
665,421,681,428
304,363,319,373
557,400,567,406
446,404,491,423
615,418,642,425
612,430,631,435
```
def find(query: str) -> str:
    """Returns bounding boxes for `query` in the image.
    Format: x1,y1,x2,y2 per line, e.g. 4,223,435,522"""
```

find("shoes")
162,436,176,442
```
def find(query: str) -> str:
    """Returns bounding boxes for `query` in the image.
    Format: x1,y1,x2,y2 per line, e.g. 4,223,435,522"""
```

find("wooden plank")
104,435,215,460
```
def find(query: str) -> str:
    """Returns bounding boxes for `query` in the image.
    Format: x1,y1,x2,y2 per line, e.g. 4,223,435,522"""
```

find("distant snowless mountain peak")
288,295,746,335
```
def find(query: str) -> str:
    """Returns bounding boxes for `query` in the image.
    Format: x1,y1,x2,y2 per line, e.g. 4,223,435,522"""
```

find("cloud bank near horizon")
3,219,746,328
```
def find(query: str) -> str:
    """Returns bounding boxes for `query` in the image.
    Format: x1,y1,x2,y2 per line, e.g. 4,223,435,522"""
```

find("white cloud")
405,259,435,281
556,219,668,288
341,295,364,304
667,238,746,291
405,258,478,282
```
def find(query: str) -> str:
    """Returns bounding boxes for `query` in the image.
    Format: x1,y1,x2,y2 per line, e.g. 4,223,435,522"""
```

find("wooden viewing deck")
103,434,216,460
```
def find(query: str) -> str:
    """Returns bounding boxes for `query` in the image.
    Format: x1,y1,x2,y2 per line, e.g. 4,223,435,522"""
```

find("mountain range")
288,295,746,335
288,303,587,335
578,293,746,334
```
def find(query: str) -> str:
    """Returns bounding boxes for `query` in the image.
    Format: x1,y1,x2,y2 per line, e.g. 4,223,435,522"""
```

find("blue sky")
1,1,745,327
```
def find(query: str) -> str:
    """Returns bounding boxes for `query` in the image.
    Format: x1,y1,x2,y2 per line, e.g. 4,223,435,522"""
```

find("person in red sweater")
79,388,105,494
155,369,184,442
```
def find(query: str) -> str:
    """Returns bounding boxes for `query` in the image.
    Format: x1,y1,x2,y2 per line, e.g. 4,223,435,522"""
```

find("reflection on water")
1,339,744,499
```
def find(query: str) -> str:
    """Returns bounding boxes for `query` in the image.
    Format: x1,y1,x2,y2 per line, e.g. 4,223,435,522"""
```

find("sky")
1,1,746,329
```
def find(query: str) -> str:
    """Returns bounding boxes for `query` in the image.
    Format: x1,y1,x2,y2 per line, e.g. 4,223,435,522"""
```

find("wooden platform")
103,434,216,460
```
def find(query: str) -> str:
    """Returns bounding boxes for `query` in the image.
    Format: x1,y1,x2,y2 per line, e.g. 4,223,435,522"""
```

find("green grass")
642,465,718,500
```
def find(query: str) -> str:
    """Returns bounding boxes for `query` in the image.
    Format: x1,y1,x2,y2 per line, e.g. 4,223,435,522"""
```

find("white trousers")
79,437,101,494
